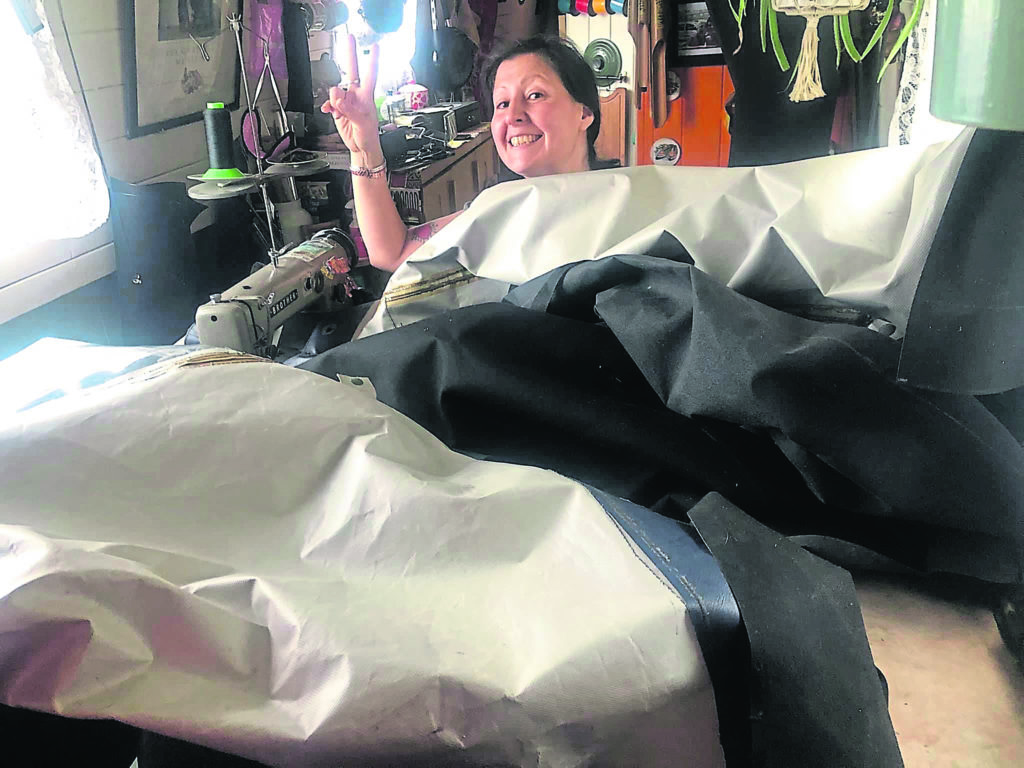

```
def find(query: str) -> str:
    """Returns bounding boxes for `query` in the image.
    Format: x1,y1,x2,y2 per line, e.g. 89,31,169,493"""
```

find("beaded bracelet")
349,159,388,179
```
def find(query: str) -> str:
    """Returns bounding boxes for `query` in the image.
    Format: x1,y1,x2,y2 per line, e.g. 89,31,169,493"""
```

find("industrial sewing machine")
195,228,358,357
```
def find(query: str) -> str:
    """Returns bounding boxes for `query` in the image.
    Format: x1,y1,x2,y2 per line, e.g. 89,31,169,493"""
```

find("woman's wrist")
351,145,385,170
350,152,387,180
350,159,387,179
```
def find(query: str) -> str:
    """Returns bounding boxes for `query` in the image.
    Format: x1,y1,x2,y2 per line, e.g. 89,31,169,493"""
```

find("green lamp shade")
931,0,1024,131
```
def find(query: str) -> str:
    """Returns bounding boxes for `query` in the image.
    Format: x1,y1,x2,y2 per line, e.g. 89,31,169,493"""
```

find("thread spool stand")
188,14,329,267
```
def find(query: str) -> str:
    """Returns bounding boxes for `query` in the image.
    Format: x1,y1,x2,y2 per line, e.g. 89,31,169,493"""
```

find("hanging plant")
772,0,870,101
731,0,925,102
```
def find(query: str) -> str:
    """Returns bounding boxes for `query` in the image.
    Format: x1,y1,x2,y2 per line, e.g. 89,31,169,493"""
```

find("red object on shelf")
636,66,733,167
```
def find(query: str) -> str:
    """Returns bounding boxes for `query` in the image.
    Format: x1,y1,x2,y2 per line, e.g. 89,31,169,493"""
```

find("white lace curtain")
2,0,109,252
887,0,964,147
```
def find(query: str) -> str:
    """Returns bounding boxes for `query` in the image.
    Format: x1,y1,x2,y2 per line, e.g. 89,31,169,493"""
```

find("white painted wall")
563,10,636,166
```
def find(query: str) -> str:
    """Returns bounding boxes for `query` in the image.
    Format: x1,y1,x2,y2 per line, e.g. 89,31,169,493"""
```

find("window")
1,0,108,255
333,0,418,94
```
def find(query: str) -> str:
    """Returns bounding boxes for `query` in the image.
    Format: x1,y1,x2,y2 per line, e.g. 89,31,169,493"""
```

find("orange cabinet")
636,66,734,168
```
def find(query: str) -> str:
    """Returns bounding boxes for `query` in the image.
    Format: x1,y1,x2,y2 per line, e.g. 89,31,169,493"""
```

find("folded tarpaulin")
357,128,974,340
303,256,1024,584
0,341,725,767
0,340,904,768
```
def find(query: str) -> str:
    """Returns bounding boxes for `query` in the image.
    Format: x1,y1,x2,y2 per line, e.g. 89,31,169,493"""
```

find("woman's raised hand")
320,35,381,161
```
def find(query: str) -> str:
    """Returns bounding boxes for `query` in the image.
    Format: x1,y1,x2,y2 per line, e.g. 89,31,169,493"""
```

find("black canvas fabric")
0,704,138,766
898,129,1024,395
510,256,1024,545
0,703,275,767
689,494,904,768
305,301,833,523
302,256,1024,583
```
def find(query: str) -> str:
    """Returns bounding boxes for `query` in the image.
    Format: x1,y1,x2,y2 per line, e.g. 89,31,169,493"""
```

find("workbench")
388,129,499,223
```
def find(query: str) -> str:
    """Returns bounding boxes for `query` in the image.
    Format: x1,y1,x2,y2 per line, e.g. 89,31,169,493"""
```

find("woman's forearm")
350,146,461,272
350,146,410,272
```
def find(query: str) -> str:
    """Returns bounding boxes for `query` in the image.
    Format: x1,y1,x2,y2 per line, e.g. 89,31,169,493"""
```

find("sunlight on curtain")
888,0,964,147
1,0,109,252
333,0,417,94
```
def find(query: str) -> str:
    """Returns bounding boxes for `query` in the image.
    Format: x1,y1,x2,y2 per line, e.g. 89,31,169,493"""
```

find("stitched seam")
595,497,709,625
616,509,711,625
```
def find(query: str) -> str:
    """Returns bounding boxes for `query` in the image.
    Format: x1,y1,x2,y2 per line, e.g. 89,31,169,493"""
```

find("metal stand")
188,15,331,265
228,14,283,267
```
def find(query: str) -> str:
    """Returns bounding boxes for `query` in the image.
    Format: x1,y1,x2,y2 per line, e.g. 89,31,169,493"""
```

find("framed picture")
668,2,726,68
122,0,242,138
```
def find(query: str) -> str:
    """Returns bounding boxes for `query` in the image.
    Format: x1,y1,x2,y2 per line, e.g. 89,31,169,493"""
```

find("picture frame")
122,0,242,138
668,2,726,69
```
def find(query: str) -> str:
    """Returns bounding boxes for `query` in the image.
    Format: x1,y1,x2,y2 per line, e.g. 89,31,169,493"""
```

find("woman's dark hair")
481,35,602,169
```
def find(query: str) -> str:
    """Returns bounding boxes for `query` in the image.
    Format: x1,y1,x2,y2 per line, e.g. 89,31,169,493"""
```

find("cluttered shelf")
305,124,498,224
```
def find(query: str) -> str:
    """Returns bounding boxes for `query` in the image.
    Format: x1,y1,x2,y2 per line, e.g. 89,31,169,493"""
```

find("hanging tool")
229,14,280,263
628,0,650,113
189,33,212,62
650,0,668,128
241,38,294,161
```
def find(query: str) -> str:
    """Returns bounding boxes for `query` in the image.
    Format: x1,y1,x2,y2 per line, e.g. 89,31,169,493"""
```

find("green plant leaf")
768,6,790,71
760,0,769,53
834,15,842,69
861,0,896,58
839,14,863,62
878,0,925,82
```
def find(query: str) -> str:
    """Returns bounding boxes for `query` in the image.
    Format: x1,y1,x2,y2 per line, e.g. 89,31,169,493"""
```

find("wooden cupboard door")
596,88,629,167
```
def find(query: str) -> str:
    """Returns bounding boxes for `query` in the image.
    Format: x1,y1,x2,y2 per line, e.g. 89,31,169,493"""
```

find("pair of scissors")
241,39,293,161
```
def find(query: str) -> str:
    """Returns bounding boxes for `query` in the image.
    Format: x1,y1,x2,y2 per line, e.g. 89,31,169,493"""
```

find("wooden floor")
856,575,1024,767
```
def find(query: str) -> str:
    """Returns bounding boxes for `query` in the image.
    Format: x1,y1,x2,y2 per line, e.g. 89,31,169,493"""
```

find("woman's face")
490,53,593,178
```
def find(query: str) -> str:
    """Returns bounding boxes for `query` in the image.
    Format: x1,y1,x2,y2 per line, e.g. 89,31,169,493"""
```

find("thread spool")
202,102,245,180
608,0,625,13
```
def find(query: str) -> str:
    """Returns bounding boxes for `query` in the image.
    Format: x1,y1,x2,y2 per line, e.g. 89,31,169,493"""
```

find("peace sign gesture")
320,35,381,162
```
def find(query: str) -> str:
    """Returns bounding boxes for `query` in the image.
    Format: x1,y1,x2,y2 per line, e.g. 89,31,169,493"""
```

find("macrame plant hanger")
773,0,869,101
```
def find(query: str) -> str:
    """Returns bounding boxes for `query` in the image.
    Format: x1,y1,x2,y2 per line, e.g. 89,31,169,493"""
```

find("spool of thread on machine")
201,102,245,180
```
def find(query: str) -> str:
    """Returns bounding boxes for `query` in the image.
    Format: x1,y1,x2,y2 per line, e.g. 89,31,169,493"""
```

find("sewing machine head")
195,228,357,357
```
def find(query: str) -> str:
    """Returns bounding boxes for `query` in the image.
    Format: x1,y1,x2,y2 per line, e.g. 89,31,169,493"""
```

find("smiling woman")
320,33,600,273
484,36,600,177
